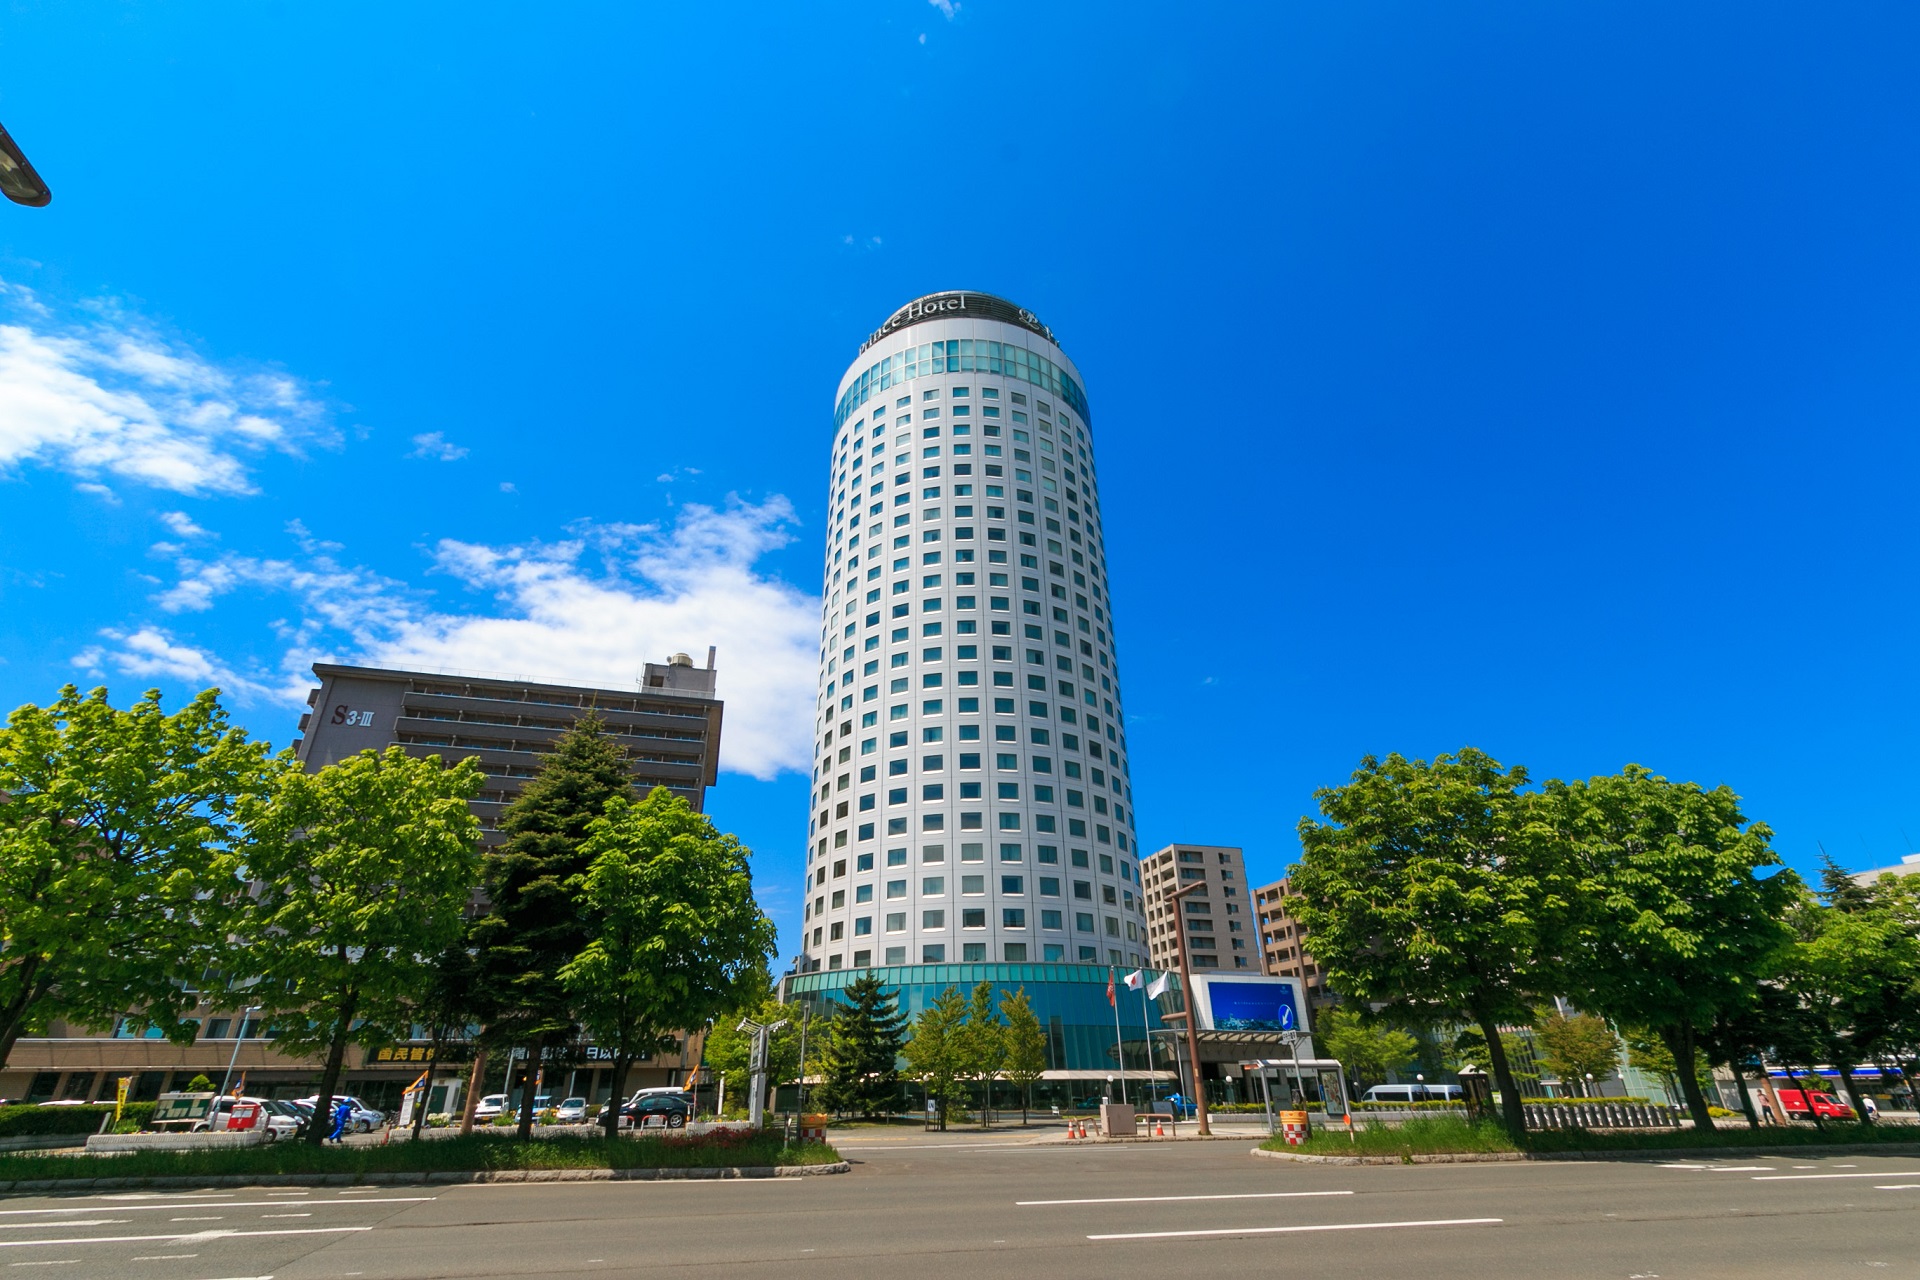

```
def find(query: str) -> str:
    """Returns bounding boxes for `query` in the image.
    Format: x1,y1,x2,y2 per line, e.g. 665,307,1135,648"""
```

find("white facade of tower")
799,292,1148,974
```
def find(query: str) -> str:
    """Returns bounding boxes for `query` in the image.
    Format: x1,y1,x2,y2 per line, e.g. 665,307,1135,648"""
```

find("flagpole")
1108,967,1128,1105
1139,980,1156,1112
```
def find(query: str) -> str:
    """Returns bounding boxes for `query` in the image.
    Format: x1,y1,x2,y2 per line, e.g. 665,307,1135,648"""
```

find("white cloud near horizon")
0,279,334,496
88,498,822,780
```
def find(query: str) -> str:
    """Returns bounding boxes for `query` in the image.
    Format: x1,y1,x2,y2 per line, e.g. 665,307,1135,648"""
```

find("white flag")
1146,972,1172,1000
1123,969,1143,991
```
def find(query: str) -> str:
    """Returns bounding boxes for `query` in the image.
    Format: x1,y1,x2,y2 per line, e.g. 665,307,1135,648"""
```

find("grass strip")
1262,1115,1919,1158
0,1130,840,1183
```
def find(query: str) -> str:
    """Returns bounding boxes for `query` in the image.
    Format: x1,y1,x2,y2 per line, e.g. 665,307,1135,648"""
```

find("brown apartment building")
1254,875,1328,1007
0,656,725,1111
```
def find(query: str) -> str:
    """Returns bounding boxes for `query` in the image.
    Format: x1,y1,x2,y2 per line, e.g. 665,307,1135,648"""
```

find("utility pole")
1162,881,1213,1136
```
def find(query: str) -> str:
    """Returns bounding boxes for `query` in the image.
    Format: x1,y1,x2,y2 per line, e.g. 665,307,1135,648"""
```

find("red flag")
1106,967,1116,1006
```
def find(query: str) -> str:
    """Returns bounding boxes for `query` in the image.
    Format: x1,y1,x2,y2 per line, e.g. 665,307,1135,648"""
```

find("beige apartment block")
1141,843,1256,972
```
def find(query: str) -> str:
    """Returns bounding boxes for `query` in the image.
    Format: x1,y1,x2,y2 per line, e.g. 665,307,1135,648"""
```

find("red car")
1775,1088,1856,1120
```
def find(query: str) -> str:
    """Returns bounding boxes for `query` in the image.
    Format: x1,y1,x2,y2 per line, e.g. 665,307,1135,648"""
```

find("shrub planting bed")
0,1129,841,1185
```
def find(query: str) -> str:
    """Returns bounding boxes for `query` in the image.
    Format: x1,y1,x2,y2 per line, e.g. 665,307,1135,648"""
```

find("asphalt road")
3,1132,1918,1279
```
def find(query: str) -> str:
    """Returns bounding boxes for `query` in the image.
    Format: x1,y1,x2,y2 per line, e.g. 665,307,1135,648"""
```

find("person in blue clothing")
329,1098,353,1145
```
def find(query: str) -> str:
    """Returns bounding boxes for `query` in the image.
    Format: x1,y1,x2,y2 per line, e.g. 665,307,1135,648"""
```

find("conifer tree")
469,713,635,1139
815,971,908,1118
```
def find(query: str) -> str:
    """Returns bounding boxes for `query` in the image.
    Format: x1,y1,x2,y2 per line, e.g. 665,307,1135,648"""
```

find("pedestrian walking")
330,1098,352,1144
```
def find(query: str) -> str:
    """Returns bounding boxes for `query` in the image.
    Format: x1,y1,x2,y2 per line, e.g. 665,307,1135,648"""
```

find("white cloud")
159,510,213,539
109,498,821,780
928,0,958,18
499,481,517,494
407,431,468,462
74,626,277,702
0,282,334,496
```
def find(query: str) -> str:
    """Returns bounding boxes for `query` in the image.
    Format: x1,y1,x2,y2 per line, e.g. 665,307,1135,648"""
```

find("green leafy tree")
470,715,635,1139
815,971,909,1118
1545,765,1796,1131
1291,748,1570,1138
1316,1006,1419,1090
1533,1010,1623,1096
407,943,481,1137
558,788,776,1138
953,981,1006,1125
1449,1025,1542,1089
703,992,802,1116
240,747,483,1143
902,985,969,1131
1780,884,1920,1122
0,686,286,1066
1000,987,1047,1124
183,1073,216,1093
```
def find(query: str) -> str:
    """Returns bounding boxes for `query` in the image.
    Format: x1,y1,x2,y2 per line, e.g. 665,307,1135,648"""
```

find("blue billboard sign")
1203,980,1299,1033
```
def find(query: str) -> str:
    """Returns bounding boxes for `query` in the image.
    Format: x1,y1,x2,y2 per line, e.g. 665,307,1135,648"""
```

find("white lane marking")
1657,1163,1706,1170
93,1194,231,1202
0,1223,126,1231
1753,1171,1920,1181
128,1257,198,1262
170,1217,224,1222
1875,1184,1920,1190
838,1141,1054,1150
260,1213,312,1218
1091,1217,1503,1241
0,1198,431,1217
0,1226,370,1250
1705,1166,1776,1172
1020,1191,1354,1206
7,1264,78,1269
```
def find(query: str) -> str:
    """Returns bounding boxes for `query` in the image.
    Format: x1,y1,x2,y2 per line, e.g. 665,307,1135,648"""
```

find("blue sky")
3,2,1917,960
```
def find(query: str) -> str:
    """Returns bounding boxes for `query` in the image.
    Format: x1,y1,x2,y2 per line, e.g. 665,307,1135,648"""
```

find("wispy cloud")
0,279,335,496
74,626,278,702
159,511,213,540
928,0,959,19
101,498,821,779
407,431,468,462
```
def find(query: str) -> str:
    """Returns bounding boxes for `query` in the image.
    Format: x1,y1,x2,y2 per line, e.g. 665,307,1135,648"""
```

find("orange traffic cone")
1155,1119,1166,1137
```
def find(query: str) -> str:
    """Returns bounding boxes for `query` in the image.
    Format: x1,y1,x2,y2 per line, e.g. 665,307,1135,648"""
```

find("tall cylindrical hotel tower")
798,291,1148,979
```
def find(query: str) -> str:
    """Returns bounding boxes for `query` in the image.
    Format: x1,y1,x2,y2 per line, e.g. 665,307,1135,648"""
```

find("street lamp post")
1162,881,1213,1136
0,121,51,207
216,1006,262,1099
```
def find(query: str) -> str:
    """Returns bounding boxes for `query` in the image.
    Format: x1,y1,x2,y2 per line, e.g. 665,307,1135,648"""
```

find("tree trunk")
1731,1066,1759,1129
603,1054,632,1141
305,986,360,1145
459,1047,488,1135
516,1037,541,1141
0,957,49,1068
1837,1064,1869,1124
1656,1021,1715,1132
413,1030,448,1142
1793,1063,1827,1131
1470,1006,1528,1141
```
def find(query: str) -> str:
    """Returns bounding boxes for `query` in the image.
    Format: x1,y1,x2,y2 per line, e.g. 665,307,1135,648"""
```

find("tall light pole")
1162,881,1212,1136
216,1006,262,1098
736,1016,787,1130
0,121,50,207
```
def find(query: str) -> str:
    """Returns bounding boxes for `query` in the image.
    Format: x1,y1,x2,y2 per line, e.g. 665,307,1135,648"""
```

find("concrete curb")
1252,1141,1920,1166
0,1161,851,1193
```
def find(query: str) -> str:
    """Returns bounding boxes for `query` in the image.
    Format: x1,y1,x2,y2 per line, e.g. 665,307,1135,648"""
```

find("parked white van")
1362,1083,1464,1104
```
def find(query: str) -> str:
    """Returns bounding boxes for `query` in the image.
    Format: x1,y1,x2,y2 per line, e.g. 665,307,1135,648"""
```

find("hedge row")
0,1103,157,1137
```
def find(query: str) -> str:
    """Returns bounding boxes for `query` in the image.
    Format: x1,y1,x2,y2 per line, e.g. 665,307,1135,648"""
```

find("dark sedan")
619,1093,691,1129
